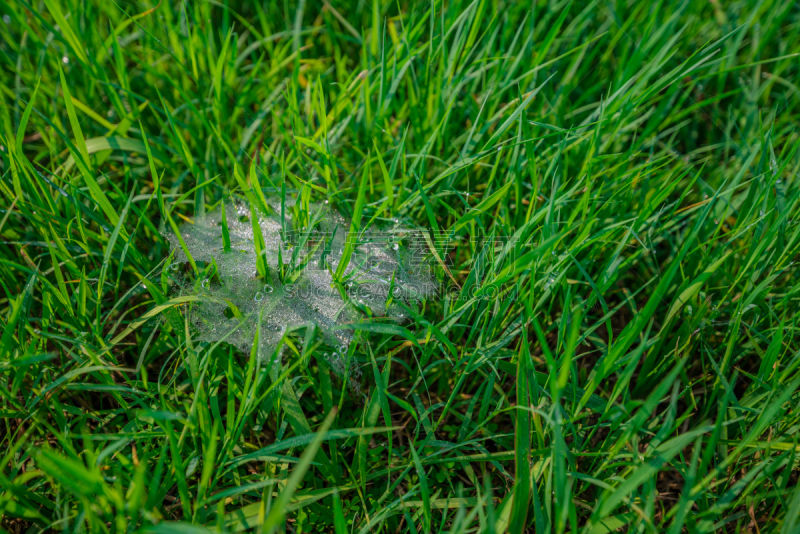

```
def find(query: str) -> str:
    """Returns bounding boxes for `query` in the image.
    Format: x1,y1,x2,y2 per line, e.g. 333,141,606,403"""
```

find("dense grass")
2,0,800,532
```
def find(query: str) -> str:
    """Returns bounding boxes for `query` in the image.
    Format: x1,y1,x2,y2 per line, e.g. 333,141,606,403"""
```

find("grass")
1,0,800,532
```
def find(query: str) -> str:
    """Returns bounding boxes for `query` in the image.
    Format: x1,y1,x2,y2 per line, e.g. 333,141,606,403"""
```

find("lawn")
1,0,800,532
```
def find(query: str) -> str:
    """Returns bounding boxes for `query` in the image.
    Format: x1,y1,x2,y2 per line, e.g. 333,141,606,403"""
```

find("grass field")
2,0,800,532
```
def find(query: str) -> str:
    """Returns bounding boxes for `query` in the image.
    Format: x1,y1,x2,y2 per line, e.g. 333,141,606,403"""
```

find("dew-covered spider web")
163,197,439,383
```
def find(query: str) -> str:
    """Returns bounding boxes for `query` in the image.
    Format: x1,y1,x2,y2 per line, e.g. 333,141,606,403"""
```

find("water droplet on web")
760,210,765,217
703,194,708,200
714,219,719,225
162,199,434,359
202,279,209,288
62,56,69,64
325,200,329,204
392,243,399,251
